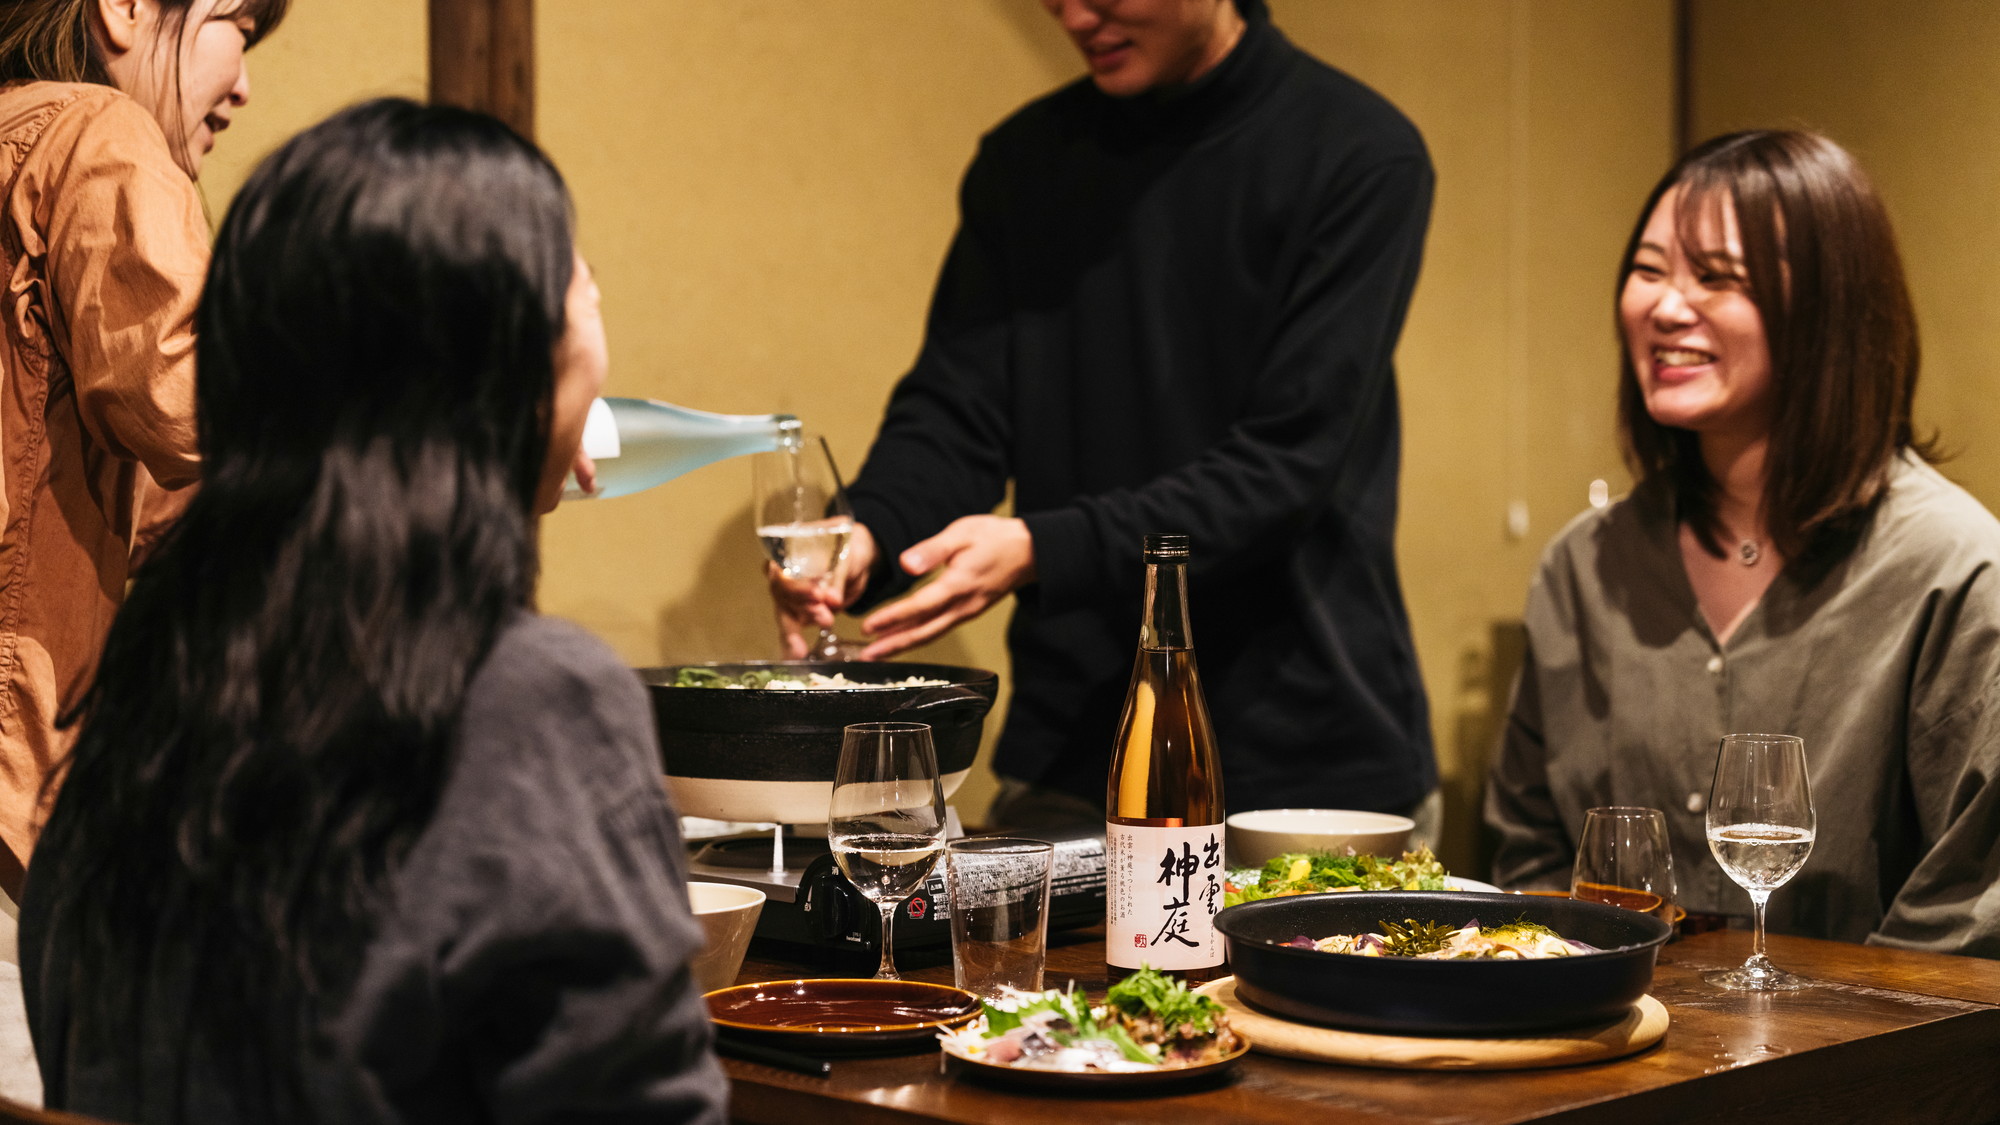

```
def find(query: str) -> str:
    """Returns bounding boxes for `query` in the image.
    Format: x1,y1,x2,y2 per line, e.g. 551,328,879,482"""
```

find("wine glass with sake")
751,434,857,660
1704,733,1816,991
828,722,948,981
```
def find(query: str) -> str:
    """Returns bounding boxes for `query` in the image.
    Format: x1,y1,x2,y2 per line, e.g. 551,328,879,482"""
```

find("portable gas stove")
686,819,1107,955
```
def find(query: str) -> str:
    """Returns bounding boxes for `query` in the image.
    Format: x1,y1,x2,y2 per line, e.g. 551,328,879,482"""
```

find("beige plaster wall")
1689,0,2000,511
534,1,1676,864
1282,1,1672,868
195,0,426,213
536,2,1073,827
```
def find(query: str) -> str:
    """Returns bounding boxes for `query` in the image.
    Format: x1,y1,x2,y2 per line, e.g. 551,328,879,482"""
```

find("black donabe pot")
1216,891,1673,1036
638,661,998,824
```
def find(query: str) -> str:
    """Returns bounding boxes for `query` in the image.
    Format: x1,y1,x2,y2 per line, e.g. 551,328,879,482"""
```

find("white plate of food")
938,969,1248,1091
1224,846,1506,904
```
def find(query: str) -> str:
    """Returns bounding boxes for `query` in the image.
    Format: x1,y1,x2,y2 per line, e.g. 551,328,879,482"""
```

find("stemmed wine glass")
752,434,857,661
1704,733,1816,991
828,722,947,981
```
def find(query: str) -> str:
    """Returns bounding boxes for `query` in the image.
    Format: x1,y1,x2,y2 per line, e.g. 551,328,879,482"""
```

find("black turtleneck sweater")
849,14,1438,814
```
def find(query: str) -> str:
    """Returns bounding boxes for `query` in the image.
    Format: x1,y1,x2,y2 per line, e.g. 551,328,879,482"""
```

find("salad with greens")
1222,846,1449,908
938,967,1241,1073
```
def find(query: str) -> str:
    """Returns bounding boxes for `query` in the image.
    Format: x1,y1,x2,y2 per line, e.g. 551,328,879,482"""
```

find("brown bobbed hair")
0,0,288,96
1616,130,1931,564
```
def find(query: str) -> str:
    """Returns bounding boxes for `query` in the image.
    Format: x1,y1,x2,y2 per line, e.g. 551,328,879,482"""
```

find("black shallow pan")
1216,891,1673,1036
637,661,998,783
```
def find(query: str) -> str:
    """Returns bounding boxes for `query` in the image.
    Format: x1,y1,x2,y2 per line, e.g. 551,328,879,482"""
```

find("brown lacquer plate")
707,979,981,1053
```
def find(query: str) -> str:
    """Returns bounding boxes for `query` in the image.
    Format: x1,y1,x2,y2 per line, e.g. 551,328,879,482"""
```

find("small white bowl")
687,881,766,994
1225,808,1416,868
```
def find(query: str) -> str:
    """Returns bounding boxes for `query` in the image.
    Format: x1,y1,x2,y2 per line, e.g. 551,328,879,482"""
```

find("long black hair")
30,97,575,1117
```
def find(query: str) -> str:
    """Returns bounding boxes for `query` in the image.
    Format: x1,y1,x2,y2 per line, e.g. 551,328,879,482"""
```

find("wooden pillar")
428,0,535,140
1673,0,1693,154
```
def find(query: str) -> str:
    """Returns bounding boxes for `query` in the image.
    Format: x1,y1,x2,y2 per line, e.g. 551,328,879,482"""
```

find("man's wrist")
1004,517,1038,584
1018,507,1094,609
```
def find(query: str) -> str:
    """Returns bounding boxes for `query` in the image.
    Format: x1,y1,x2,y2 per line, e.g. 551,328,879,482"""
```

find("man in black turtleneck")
776,0,1439,832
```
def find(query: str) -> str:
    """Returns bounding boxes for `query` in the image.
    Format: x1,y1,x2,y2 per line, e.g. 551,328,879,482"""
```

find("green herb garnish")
1095,1021,1160,1064
671,667,780,689
977,989,1076,1037
1105,966,1224,1036
1379,918,1458,957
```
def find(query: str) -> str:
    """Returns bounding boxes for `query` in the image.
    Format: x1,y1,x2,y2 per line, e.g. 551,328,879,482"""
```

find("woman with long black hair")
17,99,728,1123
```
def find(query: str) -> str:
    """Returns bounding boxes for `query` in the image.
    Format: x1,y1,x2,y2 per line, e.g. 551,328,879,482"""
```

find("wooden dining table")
720,926,2000,1124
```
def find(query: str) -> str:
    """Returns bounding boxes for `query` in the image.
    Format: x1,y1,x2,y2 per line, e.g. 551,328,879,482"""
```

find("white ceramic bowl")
1225,808,1416,868
687,881,767,994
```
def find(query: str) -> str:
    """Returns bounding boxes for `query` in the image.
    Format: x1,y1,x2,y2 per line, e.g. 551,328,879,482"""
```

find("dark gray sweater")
849,13,1439,811
22,615,728,1124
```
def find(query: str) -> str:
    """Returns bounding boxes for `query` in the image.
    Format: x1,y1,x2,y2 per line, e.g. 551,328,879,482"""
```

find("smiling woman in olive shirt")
0,0,287,882
1487,131,2000,958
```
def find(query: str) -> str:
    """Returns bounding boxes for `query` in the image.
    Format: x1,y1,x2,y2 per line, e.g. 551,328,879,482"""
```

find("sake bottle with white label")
1104,533,1226,982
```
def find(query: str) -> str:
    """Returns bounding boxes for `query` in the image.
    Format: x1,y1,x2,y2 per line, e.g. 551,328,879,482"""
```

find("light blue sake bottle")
563,397,802,500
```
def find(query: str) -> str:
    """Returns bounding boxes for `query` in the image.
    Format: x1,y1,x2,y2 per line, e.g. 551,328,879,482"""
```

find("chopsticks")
715,1036,833,1078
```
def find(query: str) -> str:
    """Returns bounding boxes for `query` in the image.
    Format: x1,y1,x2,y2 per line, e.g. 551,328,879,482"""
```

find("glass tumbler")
1571,806,1679,927
945,837,1055,998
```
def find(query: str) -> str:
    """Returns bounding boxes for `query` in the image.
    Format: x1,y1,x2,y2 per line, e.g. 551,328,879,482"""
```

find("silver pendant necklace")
1737,538,1763,567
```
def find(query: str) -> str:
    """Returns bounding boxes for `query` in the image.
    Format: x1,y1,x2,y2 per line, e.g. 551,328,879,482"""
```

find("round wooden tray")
1195,976,1668,1071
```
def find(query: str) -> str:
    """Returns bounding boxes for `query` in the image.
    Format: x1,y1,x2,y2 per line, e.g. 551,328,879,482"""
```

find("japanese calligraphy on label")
1105,822,1225,970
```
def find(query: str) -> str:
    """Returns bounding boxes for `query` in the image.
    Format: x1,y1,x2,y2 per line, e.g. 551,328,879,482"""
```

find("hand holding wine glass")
1705,733,1816,991
753,435,858,660
828,722,947,981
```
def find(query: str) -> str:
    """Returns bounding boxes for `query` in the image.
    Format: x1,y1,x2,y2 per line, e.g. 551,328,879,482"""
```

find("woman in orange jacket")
0,0,287,888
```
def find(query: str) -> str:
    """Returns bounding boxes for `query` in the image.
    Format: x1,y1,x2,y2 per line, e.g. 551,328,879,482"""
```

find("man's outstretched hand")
857,515,1035,659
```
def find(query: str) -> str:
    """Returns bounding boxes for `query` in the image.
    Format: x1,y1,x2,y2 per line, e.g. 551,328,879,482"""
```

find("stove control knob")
804,868,864,942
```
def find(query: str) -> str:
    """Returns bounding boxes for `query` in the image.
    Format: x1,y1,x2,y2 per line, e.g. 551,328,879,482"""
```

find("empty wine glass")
828,722,947,981
752,434,857,661
1572,806,1679,926
1704,733,1816,991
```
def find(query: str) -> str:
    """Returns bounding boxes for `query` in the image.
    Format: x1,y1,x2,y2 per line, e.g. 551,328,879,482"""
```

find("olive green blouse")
1487,454,2000,957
